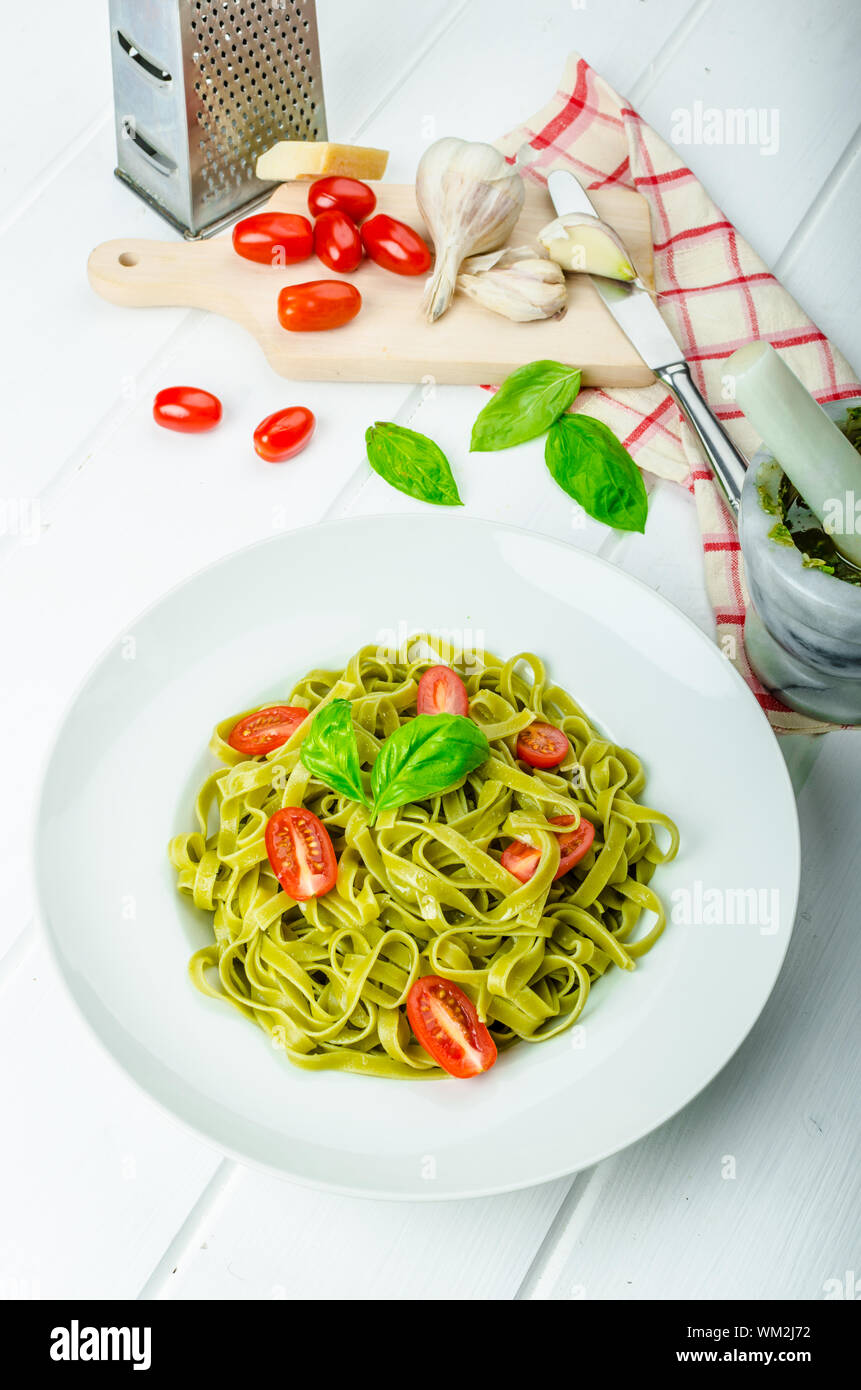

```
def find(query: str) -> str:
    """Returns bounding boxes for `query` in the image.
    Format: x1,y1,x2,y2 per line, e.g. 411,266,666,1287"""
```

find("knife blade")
545,166,748,515
547,168,682,370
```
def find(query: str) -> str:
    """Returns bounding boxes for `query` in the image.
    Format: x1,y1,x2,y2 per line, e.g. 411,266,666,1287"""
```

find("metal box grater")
109,0,327,238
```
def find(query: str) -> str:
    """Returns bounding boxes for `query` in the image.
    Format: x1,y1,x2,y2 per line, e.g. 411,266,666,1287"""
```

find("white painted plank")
159,1167,567,1300
316,0,469,139
775,134,861,374
0,2,111,222
603,478,716,636
518,730,861,1300
0,941,221,1300
0,125,190,499
635,0,861,271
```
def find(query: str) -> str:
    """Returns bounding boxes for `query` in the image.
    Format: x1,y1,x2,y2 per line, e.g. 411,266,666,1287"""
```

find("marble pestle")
726,340,861,568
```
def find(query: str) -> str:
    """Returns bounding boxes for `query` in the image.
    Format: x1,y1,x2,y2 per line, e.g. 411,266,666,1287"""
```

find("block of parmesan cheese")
256,141,389,182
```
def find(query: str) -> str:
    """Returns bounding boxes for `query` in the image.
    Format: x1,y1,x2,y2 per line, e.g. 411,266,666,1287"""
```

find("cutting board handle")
87,237,226,311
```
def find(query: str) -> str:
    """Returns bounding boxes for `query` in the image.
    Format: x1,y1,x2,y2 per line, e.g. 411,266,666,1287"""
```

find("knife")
547,168,748,516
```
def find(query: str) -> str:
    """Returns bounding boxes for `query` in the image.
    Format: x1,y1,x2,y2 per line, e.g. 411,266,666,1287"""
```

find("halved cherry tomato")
277,279,362,332
308,176,376,224
227,705,307,755
407,976,497,1079
153,386,222,433
516,721,569,769
232,211,313,266
501,815,595,884
313,209,363,273
416,665,469,716
265,806,337,901
253,406,316,462
361,213,432,276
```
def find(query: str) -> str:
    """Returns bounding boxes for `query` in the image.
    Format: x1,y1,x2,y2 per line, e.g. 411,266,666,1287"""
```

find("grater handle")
87,238,239,311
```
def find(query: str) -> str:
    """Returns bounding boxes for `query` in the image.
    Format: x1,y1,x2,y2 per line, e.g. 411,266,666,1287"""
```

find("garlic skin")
416,137,525,322
457,246,567,322
538,212,637,282
459,245,539,273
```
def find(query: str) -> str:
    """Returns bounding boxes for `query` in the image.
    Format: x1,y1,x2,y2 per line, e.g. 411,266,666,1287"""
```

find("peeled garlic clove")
538,212,637,281
457,249,567,322
416,137,525,322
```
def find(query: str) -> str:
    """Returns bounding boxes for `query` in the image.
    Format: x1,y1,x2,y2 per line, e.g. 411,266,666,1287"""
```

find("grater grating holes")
190,0,322,200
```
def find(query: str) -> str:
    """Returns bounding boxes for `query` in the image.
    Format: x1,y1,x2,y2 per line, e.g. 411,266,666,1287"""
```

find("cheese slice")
256,141,389,182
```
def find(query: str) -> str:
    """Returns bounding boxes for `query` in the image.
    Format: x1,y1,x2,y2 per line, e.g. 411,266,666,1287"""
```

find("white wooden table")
2,0,859,1302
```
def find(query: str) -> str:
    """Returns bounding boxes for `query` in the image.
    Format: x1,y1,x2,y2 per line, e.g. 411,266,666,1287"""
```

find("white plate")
35,515,799,1199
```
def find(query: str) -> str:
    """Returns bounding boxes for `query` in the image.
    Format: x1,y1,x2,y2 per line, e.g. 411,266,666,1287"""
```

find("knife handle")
655,361,748,517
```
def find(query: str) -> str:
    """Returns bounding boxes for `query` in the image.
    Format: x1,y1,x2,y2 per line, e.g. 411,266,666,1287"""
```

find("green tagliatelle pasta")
169,638,679,1078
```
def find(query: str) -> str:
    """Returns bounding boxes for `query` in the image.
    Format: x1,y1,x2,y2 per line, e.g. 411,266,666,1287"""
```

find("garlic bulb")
416,137,525,322
457,246,567,322
538,212,637,282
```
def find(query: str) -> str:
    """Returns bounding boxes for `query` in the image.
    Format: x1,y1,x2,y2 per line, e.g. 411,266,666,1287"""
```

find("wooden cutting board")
87,181,656,387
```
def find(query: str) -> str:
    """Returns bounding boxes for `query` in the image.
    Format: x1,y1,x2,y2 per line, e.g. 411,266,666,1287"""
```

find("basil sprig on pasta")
370,714,490,821
301,700,490,823
300,699,370,807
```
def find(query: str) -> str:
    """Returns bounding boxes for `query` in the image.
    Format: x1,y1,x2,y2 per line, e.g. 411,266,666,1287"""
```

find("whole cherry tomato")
152,386,222,433
361,214,432,276
313,209,363,273
416,666,469,716
253,406,316,462
232,211,313,266
308,176,376,224
277,280,362,332
227,705,308,755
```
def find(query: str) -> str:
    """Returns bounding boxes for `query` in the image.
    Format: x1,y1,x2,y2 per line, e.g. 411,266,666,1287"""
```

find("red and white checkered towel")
498,54,860,735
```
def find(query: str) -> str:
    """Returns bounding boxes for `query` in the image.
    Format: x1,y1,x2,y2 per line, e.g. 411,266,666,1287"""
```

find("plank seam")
0,105,113,238
136,1159,242,1300
774,121,861,280
351,0,476,141
627,0,716,108
0,310,206,568
515,1161,616,1299
0,919,38,993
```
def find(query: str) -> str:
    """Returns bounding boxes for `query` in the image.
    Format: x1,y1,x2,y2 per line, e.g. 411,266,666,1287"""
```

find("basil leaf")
370,714,489,821
365,422,462,506
545,414,648,533
300,699,369,806
470,360,581,452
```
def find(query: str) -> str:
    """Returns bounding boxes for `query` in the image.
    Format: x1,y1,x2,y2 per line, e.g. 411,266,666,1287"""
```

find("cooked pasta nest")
169,638,679,1077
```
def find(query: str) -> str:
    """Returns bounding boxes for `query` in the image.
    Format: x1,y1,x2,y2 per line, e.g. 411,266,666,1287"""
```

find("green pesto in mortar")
762,407,861,586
